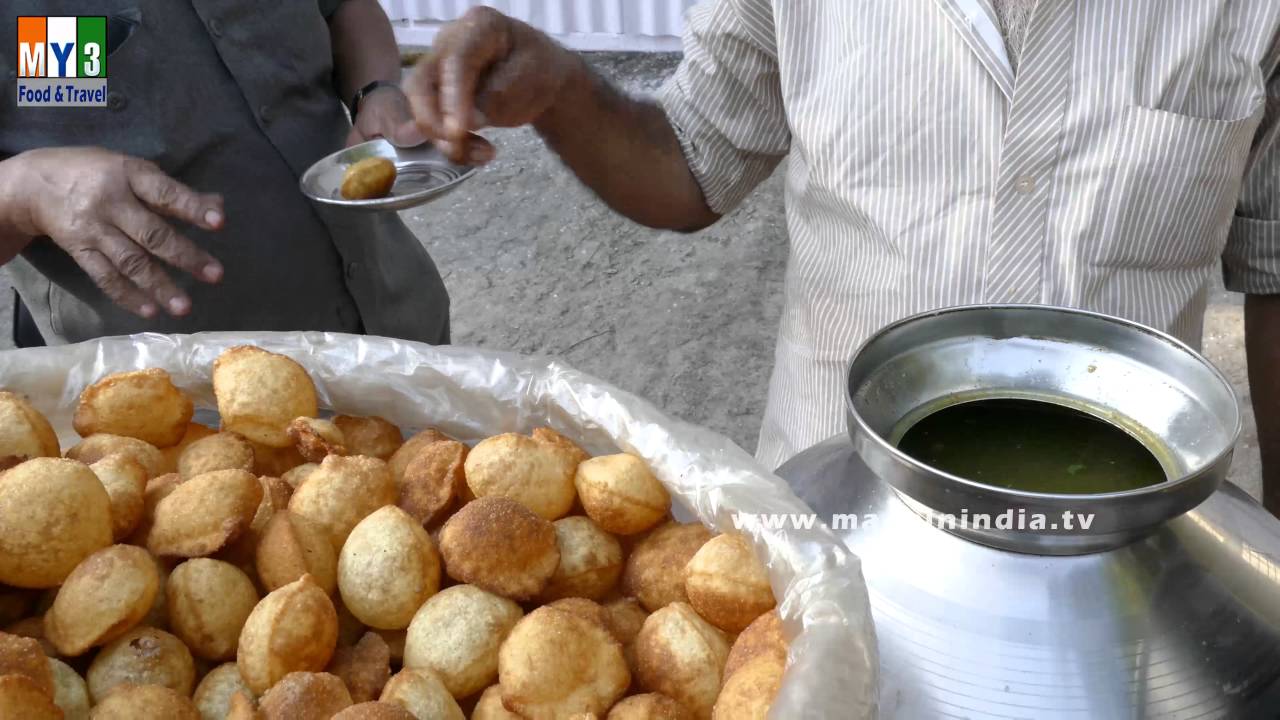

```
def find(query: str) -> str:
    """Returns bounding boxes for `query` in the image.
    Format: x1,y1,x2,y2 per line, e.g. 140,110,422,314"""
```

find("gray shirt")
0,0,449,345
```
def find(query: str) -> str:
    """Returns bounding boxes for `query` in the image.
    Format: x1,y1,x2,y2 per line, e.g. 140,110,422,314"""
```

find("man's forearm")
533,57,719,233
0,154,33,265
1246,293,1280,514
329,0,402,104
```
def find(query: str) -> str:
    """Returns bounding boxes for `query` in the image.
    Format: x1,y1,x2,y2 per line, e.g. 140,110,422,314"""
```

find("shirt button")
106,91,127,111
258,104,274,124
208,18,223,37
345,262,361,281
1013,175,1037,194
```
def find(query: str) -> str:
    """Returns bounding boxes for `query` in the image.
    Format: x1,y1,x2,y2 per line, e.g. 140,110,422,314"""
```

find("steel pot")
779,305,1280,718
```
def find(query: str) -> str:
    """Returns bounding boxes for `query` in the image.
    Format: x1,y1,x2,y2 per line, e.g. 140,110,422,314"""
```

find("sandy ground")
0,52,1262,497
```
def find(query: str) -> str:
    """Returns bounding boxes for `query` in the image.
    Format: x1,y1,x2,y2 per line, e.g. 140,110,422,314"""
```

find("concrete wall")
379,0,697,51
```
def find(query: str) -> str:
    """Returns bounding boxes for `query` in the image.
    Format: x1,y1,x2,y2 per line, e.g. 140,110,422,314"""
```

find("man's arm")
404,3,790,233
1226,44,1280,515
1246,295,1280,515
328,0,422,146
0,149,224,317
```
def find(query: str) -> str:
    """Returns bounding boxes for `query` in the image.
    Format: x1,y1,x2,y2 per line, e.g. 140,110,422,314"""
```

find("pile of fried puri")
0,345,788,720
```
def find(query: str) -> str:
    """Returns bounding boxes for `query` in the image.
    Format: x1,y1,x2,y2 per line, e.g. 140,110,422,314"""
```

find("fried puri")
608,693,692,720
213,345,318,448
146,469,263,557
684,534,775,633
402,584,522,699
328,631,391,704
256,510,338,594
723,610,786,681
67,433,164,479
236,574,338,695
397,438,468,528
193,663,254,720
464,433,578,520
89,454,149,541
438,497,559,601
73,368,193,448
86,683,199,720
472,684,521,720
159,423,217,475
257,671,352,720
167,558,259,661
0,390,59,461
710,653,784,720
332,415,403,460
338,506,441,630
0,674,60,720
575,454,670,536
86,626,196,702
177,431,255,479
621,522,712,612
387,428,449,480
45,544,159,656
341,157,397,200
634,603,729,720
49,657,91,720
288,417,348,462
379,668,464,720
287,454,397,551
0,631,53,695
0,458,112,588
541,516,624,601
332,701,418,720
497,605,630,719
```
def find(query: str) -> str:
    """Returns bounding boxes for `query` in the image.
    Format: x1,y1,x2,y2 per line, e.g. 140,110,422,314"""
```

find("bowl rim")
844,303,1243,503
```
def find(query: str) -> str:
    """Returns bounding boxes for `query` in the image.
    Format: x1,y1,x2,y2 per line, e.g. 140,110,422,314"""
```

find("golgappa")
213,346,318,448
73,368,193,448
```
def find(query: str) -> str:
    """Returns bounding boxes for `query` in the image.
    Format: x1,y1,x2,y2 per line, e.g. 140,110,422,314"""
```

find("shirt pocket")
1091,105,1262,271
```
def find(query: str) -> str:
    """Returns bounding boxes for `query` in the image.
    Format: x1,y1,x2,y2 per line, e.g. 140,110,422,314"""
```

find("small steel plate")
300,137,478,212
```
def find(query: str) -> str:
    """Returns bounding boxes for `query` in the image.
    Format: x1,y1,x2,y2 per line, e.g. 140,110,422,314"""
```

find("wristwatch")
349,80,398,121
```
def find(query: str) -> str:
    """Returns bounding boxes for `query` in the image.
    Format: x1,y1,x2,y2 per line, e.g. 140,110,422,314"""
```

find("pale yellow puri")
575,454,671,535
0,457,112,589
633,602,730,720
379,668,464,720
437,496,560,601
287,454,398,551
0,390,59,461
463,432,578,520
0,674,61,720
88,454,148,541
86,683,200,720
45,544,159,657
710,653,785,720
193,663,254,720
341,157,397,200
166,558,259,661
257,671,352,720
621,521,712,613
236,574,338,695
338,506,441,630
212,345,318,448
73,368,194,448
497,605,630,720
86,626,195,703
66,433,165,479
177,431,255,479
539,516,624,602
402,584,523,699
255,510,339,595
683,534,776,634
48,657,91,720
146,468,264,558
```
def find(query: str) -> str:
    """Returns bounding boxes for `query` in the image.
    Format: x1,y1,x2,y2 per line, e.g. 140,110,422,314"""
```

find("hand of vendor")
345,84,426,148
403,7,582,165
0,147,225,319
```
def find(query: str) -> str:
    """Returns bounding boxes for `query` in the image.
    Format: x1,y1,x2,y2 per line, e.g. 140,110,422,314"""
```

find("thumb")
390,120,426,148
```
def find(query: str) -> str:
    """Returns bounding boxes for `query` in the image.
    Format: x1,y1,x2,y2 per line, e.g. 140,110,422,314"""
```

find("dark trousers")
12,290,45,348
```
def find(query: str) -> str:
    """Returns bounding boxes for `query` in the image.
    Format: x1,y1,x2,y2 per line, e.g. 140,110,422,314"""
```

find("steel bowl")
299,137,477,212
844,304,1241,554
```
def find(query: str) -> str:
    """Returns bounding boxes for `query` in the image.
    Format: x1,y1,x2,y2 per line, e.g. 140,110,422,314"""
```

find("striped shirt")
658,0,1280,470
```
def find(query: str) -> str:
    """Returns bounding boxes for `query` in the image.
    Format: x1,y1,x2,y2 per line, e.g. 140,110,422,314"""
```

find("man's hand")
403,7,582,165
0,147,224,318
345,86,425,148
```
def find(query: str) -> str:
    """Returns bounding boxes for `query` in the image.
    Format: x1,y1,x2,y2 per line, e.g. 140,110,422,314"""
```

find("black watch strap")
350,80,397,121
